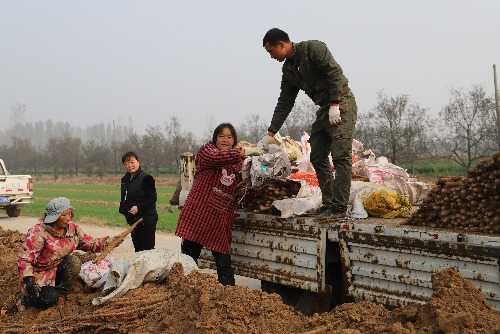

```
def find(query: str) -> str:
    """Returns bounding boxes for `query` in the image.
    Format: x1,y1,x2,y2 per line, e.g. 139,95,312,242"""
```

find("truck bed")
199,211,500,311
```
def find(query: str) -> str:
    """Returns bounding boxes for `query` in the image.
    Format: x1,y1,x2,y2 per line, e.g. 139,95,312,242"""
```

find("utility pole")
494,64,500,150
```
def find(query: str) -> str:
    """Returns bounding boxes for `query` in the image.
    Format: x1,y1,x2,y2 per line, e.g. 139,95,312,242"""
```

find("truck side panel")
199,212,327,292
336,223,500,311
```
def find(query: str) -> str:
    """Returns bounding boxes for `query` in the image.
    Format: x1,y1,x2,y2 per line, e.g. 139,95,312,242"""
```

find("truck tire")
294,287,333,315
262,281,333,315
6,206,21,217
261,281,301,306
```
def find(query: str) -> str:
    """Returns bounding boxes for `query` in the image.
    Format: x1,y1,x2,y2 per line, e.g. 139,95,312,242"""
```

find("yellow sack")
281,137,303,162
363,188,412,219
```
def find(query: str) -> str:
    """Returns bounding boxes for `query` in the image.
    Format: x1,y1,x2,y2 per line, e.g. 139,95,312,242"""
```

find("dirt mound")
2,264,308,334
306,302,392,333
0,228,25,314
411,268,500,333
408,152,500,235
287,269,500,334
1,226,499,333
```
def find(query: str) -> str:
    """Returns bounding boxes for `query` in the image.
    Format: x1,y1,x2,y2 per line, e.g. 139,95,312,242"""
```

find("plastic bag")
272,181,322,218
79,259,112,289
249,151,291,187
382,176,430,205
348,181,384,219
289,171,319,187
352,139,364,155
297,132,315,172
239,140,264,156
281,136,303,162
367,157,410,184
258,132,282,151
362,188,412,219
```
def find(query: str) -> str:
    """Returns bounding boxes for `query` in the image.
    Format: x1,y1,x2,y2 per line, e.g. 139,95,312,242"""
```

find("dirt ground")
0,216,260,290
1,226,500,333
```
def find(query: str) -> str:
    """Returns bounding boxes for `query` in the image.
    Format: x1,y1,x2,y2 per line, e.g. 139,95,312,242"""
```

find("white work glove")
263,134,274,145
261,134,275,150
328,104,341,125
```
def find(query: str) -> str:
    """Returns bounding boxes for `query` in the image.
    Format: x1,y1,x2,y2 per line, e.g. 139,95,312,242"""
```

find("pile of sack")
239,132,429,220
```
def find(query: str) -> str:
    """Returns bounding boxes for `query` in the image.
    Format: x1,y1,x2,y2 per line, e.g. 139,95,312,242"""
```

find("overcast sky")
1,0,499,136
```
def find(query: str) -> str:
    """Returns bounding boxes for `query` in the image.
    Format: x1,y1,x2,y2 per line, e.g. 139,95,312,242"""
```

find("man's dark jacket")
269,40,354,134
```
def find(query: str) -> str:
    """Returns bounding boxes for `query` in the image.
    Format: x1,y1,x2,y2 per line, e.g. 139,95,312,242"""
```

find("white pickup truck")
0,159,33,217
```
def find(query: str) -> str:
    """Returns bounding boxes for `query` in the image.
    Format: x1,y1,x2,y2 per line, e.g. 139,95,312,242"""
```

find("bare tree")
141,126,166,176
399,104,435,165
371,92,409,163
440,86,495,171
357,92,435,165
239,113,268,143
82,140,112,177
9,103,27,126
165,116,182,166
281,97,317,139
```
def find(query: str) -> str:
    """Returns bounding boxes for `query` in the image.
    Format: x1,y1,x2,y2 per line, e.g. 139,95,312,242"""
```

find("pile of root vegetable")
408,152,500,234
236,179,301,213
2,228,500,333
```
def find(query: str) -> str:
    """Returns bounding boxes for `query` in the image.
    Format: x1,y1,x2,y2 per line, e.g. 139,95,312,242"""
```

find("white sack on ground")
92,248,198,305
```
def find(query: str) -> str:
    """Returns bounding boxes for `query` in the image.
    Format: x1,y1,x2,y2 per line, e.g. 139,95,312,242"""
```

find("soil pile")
2,264,308,334
409,268,500,333
0,228,25,314
408,152,500,234
1,226,499,333
307,268,500,334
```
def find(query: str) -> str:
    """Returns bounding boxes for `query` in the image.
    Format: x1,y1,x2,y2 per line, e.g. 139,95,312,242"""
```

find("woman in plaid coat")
176,123,244,285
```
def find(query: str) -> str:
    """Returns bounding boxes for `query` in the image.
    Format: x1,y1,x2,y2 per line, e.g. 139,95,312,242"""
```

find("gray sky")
1,0,499,136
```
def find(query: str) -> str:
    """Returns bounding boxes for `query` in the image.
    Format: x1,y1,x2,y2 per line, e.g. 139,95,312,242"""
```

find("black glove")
24,276,41,298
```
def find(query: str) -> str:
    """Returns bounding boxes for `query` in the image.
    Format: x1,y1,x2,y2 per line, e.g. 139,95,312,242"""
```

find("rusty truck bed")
199,211,500,311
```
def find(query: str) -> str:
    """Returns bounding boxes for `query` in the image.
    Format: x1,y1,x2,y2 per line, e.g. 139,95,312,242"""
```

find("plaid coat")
175,143,242,254
18,221,108,291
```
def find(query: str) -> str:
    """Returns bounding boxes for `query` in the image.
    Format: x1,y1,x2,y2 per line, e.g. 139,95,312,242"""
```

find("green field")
22,182,180,232
400,159,466,178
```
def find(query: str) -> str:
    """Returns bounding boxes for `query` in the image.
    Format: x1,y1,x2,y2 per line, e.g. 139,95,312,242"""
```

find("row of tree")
1,85,498,176
356,86,498,170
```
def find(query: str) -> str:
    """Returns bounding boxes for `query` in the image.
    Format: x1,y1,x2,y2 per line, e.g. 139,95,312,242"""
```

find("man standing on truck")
262,28,357,218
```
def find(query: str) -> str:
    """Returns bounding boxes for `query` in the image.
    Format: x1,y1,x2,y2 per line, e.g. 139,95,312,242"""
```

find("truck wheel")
261,281,300,306
6,206,21,217
294,286,333,315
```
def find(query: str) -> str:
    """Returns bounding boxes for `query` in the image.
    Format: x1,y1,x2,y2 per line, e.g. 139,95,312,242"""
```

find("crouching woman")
176,123,244,286
17,197,110,309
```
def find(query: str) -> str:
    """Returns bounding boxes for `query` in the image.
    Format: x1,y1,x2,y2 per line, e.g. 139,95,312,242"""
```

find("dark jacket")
119,169,157,224
269,40,354,134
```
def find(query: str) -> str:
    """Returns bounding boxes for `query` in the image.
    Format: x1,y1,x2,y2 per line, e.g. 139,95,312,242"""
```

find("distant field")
400,159,466,178
18,160,466,230
21,181,179,232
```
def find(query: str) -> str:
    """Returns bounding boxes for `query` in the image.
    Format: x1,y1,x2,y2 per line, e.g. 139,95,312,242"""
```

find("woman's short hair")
212,123,238,148
121,151,140,163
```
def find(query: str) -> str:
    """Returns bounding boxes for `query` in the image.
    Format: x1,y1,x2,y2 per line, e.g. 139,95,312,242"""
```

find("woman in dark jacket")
119,151,158,252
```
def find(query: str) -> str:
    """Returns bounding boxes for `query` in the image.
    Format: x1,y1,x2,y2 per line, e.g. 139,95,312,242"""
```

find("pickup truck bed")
199,212,500,311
